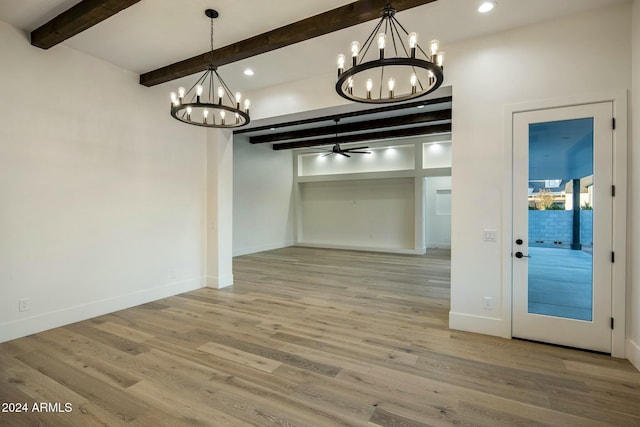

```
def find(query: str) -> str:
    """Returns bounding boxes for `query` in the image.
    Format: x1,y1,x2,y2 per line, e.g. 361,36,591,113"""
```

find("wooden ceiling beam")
235,96,452,135
139,0,438,87
272,123,451,150
251,109,451,144
31,0,142,49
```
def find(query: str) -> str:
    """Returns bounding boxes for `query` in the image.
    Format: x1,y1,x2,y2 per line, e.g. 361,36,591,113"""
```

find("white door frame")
502,91,627,357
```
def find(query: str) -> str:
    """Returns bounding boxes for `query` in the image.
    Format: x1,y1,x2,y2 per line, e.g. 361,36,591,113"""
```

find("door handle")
514,251,531,259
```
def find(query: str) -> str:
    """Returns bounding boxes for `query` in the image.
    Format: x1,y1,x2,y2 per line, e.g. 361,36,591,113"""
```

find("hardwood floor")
1,246,639,426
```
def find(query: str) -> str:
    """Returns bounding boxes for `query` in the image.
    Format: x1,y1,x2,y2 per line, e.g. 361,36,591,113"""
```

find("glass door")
512,102,613,353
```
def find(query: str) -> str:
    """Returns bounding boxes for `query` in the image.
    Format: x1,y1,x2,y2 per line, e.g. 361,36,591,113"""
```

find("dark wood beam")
251,109,451,144
272,123,451,150
235,96,452,135
31,0,142,49
140,0,438,87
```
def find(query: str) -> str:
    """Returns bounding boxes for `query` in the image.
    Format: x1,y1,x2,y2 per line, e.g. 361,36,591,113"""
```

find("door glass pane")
527,118,593,321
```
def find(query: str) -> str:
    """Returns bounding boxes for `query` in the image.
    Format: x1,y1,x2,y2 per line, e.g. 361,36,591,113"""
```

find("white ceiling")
529,118,593,181
0,0,628,95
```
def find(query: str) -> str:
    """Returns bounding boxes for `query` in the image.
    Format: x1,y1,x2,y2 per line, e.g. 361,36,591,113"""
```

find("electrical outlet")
19,298,30,312
483,297,494,310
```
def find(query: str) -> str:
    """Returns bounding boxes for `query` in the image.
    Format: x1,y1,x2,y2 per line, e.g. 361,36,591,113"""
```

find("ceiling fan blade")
341,152,351,157
322,152,332,157
347,151,371,154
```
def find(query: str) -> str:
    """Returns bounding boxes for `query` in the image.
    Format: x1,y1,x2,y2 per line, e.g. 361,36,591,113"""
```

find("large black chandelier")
335,2,444,104
170,9,250,128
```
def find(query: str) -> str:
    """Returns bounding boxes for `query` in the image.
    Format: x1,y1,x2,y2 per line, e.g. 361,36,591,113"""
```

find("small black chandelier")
170,9,250,128
335,2,444,104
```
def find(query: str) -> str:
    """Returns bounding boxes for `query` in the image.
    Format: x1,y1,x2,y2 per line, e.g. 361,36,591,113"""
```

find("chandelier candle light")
335,2,444,104
170,9,250,128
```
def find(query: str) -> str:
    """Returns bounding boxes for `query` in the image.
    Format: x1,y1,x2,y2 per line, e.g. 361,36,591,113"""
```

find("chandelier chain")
210,16,214,66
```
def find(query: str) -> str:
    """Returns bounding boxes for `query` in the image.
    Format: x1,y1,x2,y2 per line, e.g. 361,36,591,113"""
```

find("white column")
206,128,234,288
414,142,426,254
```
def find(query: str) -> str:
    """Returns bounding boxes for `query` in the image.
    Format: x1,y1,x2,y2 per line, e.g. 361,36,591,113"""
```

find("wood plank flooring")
1,246,639,426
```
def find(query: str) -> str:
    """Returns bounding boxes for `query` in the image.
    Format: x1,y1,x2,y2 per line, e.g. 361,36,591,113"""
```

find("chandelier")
170,9,250,128
335,2,444,104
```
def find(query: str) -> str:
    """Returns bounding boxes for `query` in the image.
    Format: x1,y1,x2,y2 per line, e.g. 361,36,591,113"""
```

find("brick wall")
528,210,592,247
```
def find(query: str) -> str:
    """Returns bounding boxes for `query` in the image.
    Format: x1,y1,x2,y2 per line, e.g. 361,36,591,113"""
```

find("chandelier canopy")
335,2,444,104
170,9,250,128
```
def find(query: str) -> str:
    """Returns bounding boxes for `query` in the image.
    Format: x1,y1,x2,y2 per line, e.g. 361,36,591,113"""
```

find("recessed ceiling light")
478,1,496,13
244,68,254,76
417,105,425,109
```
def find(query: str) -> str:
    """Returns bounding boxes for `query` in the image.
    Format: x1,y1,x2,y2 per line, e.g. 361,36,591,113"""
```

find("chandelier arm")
390,17,410,58
179,70,210,120
390,14,410,37
410,65,426,91
390,15,431,59
378,18,390,99
358,18,385,63
183,69,211,103
417,44,430,59
209,69,215,101
388,18,400,57
413,65,426,91
379,65,385,99
213,69,236,105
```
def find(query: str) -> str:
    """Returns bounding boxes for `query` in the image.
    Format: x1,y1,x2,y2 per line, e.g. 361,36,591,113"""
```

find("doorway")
512,102,614,353
424,176,452,250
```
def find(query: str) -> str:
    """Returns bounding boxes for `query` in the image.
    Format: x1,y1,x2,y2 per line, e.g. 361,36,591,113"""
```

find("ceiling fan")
312,118,371,157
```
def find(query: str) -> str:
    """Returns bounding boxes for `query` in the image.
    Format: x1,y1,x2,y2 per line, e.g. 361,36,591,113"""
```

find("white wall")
447,3,631,337
299,144,415,176
0,22,207,342
299,178,415,251
425,176,452,249
233,136,294,256
249,73,347,122
629,0,640,370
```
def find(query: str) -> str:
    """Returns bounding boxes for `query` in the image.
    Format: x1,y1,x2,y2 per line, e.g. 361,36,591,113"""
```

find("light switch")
483,229,497,242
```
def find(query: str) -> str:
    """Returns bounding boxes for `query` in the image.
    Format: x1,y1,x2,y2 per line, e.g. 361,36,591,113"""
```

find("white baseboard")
627,338,640,372
297,242,423,255
427,243,452,249
0,277,203,344
449,311,511,339
233,240,294,257
206,274,234,289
